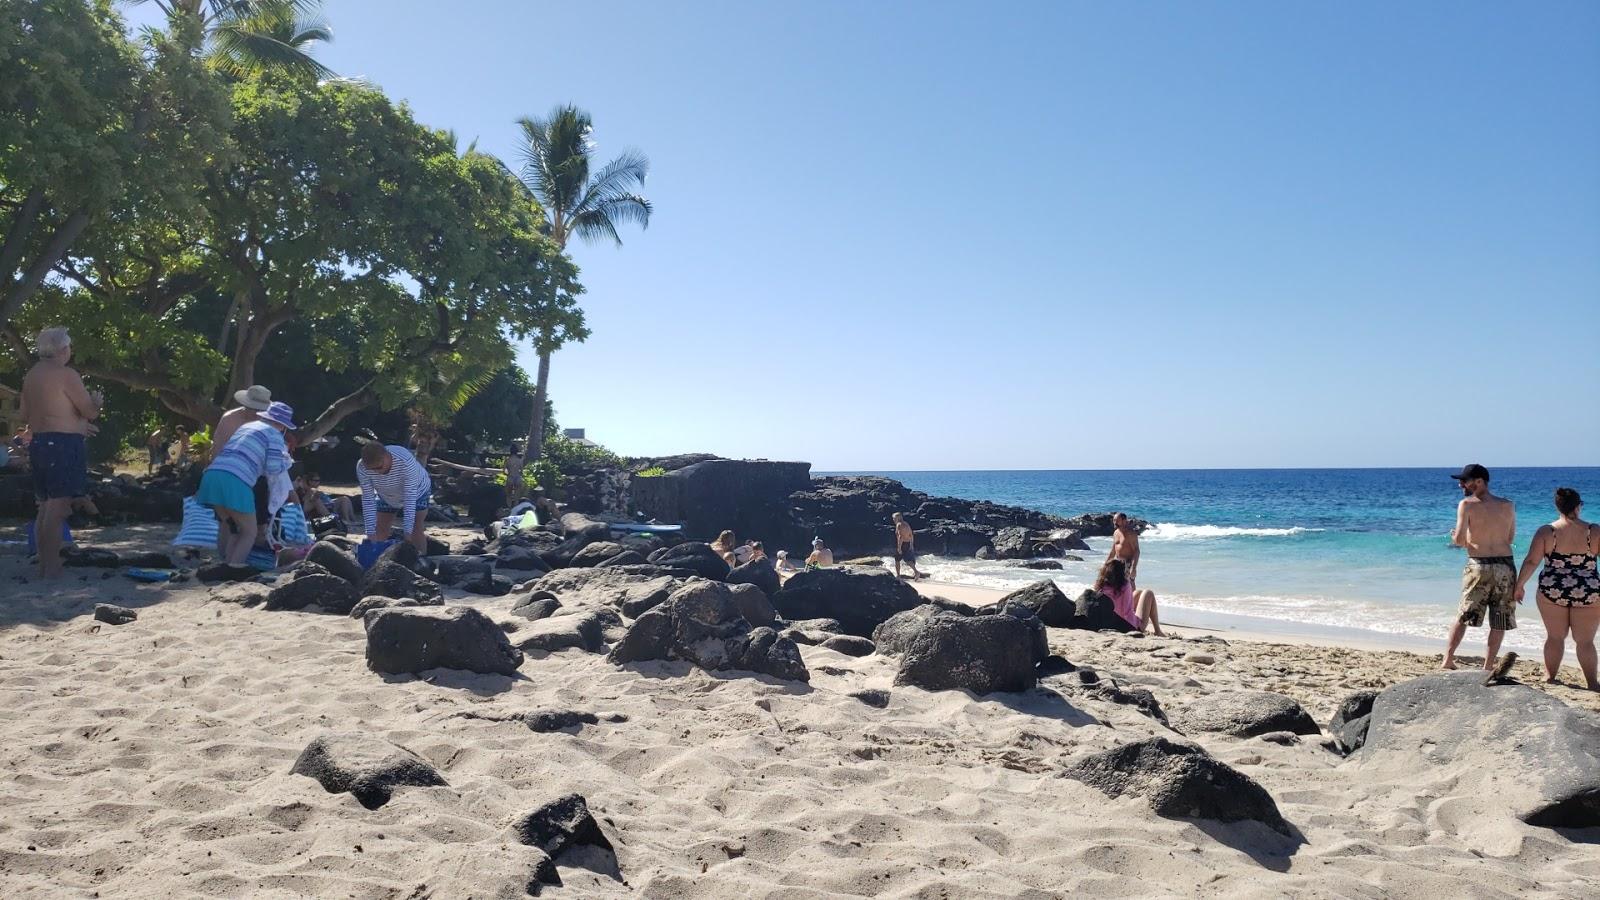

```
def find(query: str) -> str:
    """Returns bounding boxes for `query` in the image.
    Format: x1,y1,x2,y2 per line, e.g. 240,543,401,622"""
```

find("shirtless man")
212,385,273,453
19,328,102,578
1442,464,1518,671
892,512,924,579
1106,512,1141,586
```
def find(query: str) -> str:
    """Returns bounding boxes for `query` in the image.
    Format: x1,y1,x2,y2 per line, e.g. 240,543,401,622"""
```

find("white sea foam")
1142,523,1320,540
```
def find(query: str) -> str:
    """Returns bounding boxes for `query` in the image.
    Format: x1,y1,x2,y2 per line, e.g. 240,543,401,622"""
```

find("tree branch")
296,379,379,444
0,187,45,284
0,210,91,325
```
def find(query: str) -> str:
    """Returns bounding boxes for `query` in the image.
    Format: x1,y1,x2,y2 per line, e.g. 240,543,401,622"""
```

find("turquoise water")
844,468,1600,650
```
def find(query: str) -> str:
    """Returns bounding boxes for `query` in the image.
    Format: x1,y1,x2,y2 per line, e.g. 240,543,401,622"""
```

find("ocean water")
844,468,1600,651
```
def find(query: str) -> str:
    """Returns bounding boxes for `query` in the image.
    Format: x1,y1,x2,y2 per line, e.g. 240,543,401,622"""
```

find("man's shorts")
31,433,87,501
1459,558,1516,630
148,446,165,466
376,492,432,516
895,542,917,564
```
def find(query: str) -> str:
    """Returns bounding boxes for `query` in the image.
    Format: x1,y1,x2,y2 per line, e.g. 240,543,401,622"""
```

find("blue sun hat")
257,401,296,429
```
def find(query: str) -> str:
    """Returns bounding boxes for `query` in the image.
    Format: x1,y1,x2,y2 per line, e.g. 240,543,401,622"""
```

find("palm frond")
209,24,334,78
569,209,624,247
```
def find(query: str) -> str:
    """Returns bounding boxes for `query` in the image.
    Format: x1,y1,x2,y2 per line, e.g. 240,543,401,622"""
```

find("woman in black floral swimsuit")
1514,488,1600,691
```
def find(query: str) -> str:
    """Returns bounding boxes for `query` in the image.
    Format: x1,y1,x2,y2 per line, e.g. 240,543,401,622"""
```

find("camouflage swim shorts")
1458,559,1516,630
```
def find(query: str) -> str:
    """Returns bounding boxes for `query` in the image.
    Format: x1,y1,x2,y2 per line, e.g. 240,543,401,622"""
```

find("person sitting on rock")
710,530,738,566
357,441,433,555
747,542,768,564
775,550,798,575
733,540,756,566
1095,557,1164,636
805,537,833,570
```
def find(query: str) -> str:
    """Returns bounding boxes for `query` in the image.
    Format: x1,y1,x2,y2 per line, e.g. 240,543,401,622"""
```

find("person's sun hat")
234,385,272,411
812,537,824,546
257,401,296,429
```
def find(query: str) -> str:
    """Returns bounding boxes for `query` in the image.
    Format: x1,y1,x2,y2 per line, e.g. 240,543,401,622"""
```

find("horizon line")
811,464,1600,474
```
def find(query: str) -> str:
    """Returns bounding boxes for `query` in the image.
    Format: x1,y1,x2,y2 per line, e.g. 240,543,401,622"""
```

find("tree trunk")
525,347,551,462
296,380,379,444
0,209,90,326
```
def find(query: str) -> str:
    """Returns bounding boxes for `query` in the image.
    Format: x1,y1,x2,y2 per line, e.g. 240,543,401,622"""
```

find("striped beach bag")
172,496,219,549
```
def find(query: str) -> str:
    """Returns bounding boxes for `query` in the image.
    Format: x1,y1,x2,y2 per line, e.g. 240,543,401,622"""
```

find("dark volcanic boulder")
1328,690,1379,754
996,580,1076,628
1060,513,1150,538
517,610,609,654
595,549,647,568
570,541,625,567
197,562,260,584
264,573,360,614
364,605,523,676
773,567,922,638
646,542,730,581
988,526,1062,560
894,612,1038,694
374,540,424,574
1172,691,1320,738
350,595,442,619
429,555,494,585
821,635,875,657
726,559,781,598
361,560,443,602
510,793,613,886
290,732,447,810
727,582,777,627
305,541,364,586
495,544,551,573
872,604,956,657
93,603,137,625
529,567,685,618
510,594,562,621
1020,560,1063,570
1357,672,1600,829
1063,737,1292,835
608,581,809,682
1071,589,1136,633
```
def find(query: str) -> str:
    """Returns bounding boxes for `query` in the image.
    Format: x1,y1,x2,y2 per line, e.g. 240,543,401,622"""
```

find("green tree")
132,0,333,78
36,71,582,441
514,105,650,464
0,0,226,333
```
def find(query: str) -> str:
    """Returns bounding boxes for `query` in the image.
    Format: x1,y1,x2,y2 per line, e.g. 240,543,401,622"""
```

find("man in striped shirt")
357,442,433,554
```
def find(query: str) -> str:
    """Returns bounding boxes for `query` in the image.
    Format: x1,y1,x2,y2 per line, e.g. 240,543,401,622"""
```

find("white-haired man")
19,327,101,578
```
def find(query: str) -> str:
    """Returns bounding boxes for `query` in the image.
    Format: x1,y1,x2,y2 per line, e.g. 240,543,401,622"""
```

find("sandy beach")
0,523,1595,899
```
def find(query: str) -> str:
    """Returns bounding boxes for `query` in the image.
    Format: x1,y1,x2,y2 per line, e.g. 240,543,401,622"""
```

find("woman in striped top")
357,442,433,554
196,402,295,564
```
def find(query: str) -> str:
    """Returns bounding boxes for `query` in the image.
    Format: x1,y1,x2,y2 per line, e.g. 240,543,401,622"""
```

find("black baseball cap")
1450,464,1490,482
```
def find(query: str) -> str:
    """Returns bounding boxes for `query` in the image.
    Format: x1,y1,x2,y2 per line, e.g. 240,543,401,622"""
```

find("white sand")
1,527,1597,898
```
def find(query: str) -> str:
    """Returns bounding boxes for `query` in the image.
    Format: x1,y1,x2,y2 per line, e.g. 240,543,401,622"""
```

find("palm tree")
131,0,333,78
514,105,651,463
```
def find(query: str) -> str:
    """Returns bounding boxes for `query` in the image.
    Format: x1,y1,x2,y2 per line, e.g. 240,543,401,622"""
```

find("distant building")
562,428,597,447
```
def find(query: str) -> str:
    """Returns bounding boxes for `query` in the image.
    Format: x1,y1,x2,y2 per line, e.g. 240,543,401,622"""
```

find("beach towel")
172,496,219,549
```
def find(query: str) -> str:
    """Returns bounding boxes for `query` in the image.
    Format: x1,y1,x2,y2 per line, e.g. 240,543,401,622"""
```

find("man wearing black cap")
1442,464,1518,671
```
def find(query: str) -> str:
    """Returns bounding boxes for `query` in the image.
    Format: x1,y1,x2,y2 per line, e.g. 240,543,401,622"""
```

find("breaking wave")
1142,523,1320,540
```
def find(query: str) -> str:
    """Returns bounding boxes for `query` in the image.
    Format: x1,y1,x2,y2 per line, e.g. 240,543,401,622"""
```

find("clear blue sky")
124,1,1600,470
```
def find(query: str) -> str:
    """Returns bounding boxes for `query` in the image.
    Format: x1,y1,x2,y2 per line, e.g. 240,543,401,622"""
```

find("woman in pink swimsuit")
1094,558,1165,636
